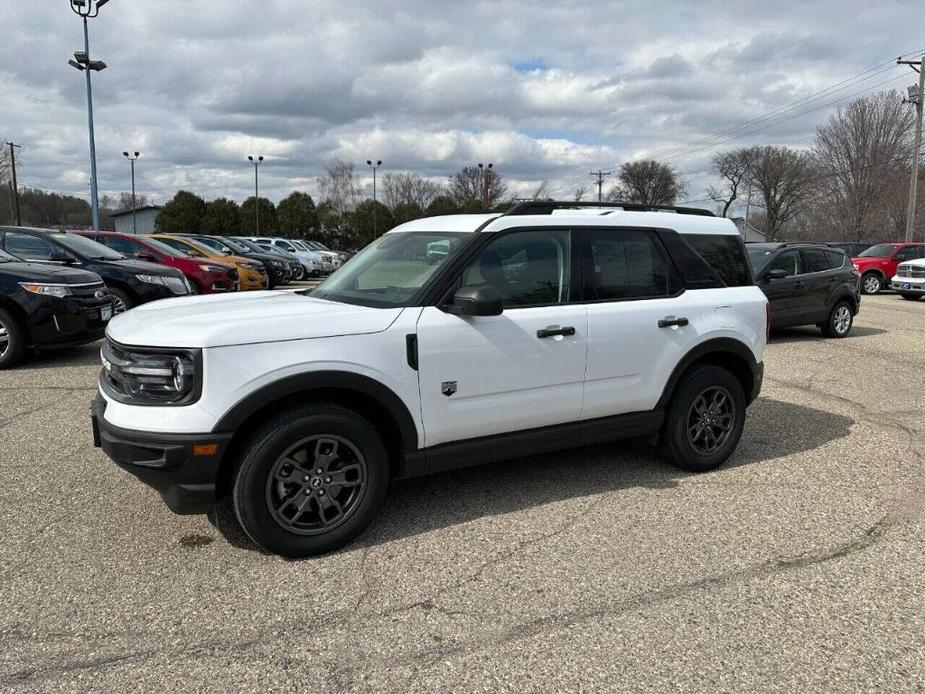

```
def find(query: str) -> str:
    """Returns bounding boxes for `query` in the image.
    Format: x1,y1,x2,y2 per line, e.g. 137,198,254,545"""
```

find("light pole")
366,160,382,237
478,162,493,209
248,155,264,234
5,142,21,225
122,151,139,234
68,0,109,231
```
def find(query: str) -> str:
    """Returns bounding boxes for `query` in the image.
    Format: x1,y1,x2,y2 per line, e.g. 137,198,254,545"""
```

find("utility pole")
742,184,753,241
5,142,21,225
367,160,382,237
122,151,139,234
248,155,263,234
899,55,925,241
589,170,611,203
478,162,493,209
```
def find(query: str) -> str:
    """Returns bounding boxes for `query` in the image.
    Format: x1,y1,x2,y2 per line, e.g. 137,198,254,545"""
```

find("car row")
851,242,925,294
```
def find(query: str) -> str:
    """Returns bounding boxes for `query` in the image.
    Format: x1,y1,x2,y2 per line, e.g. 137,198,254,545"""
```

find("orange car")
148,234,268,291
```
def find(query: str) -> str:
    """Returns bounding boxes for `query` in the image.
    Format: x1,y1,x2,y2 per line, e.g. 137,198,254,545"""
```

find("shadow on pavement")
20,342,102,370
210,397,854,555
769,325,886,343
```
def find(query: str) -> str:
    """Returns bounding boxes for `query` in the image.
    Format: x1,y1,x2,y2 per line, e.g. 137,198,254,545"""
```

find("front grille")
69,282,110,308
162,276,189,295
898,265,925,278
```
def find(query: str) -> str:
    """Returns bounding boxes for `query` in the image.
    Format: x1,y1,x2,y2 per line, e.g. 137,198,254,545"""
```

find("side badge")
441,381,457,397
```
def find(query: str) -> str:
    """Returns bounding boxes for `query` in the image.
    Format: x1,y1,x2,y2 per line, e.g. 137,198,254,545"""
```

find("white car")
248,237,324,277
92,201,768,557
298,240,343,270
891,259,925,300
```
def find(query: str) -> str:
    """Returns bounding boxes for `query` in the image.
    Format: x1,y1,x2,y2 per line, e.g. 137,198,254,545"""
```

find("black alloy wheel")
686,386,735,455
108,287,133,314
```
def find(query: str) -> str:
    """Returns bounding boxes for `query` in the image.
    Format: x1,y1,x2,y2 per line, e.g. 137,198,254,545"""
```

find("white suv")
92,202,767,557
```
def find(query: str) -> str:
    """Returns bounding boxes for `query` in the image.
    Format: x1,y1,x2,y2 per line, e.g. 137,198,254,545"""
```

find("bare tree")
745,146,816,242
380,172,443,211
530,180,550,200
607,159,686,205
812,91,914,241
448,165,507,209
318,159,361,216
573,185,587,202
708,148,754,217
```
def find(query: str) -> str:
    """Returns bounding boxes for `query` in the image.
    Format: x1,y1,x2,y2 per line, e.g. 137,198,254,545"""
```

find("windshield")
746,246,777,271
221,238,253,254
315,242,331,251
292,241,310,251
143,237,188,258
54,233,125,260
312,232,470,307
857,244,896,258
194,236,235,255
0,248,18,262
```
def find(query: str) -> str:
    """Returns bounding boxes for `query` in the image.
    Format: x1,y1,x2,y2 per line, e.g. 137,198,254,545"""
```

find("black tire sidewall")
233,406,389,557
108,287,134,313
0,308,26,369
661,366,746,473
900,293,920,301
824,300,853,338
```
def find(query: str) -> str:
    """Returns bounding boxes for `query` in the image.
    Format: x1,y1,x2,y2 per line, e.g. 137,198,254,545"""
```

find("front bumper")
749,361,764,405
237,267,268,290
91,395,232,514
27,294,111,348
891,276,925,293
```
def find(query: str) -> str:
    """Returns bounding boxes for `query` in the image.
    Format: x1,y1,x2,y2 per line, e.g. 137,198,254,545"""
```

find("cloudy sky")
1,1,922,214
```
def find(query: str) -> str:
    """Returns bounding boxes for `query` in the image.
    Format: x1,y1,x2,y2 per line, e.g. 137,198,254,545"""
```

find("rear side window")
683,234,752,286
800,249,830,274
99,235,141,257
587,229,669,300
824,250,846,270
767,250,800,277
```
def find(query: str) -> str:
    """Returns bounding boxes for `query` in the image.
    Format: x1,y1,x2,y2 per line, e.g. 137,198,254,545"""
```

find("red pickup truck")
852,243,925,294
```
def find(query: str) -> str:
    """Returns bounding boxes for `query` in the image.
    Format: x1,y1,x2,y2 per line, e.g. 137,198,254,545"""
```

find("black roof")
503,200,715,217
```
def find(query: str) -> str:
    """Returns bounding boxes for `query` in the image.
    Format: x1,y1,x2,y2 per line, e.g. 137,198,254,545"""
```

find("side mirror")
49,251,74,264
765,268,789,281
445,284,503,317
136,252,156,262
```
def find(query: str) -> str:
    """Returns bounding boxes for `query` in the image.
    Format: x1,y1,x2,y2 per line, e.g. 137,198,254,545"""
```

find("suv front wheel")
660,366,746,473
230,404,389,557
861,273,882,295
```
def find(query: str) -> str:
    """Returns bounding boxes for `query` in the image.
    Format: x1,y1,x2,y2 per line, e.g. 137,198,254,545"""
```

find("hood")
190,257,235,271
105,258,185,277
0,261,102,284
852,256,890,267
105,291,404,348
898,258,925,269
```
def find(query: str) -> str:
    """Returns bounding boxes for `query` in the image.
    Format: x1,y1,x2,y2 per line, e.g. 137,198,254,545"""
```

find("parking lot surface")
1,293,923,692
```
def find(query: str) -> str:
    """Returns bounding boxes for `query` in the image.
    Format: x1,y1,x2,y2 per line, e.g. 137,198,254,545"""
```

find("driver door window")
767,251,800,277
3,232,57,261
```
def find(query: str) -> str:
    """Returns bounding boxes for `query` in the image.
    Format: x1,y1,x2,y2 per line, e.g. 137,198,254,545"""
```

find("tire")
822,300,853,338
293,266,305,281
187,280,201,295
861,273,882,295
0,308,27,370
108,287,134,314
229,404,389,558
900,293,921,301
659,365,746,473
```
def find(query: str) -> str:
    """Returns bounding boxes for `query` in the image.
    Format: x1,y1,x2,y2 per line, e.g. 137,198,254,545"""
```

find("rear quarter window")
683,234,752,286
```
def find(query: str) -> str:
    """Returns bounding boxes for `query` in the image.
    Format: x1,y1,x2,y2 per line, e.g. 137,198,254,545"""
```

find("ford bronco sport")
92,201,768,557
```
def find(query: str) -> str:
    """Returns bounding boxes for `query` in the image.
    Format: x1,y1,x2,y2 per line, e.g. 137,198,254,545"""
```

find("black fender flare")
212,370,419,451
655,337,761,411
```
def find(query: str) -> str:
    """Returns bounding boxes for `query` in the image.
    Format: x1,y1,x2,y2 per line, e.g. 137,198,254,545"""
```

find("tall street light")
478,162,493,209
248,155,264,234
122,151,139,234
68,0,109,231
366,160,382,238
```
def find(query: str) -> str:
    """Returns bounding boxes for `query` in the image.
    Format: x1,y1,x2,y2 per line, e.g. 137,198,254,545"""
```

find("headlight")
852,263,859,270
269,260,283,268
201,264,228,273
136,274,166,285
100,340,200,405
242,262,264,271
19,282,73,298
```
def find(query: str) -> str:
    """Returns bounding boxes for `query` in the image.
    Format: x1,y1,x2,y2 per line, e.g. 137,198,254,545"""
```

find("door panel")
762,250,800,326
416,305,588,447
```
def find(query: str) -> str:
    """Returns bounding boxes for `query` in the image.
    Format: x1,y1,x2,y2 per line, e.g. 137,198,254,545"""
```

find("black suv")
0,227,189,314
747,243,861,338
0,247,112,368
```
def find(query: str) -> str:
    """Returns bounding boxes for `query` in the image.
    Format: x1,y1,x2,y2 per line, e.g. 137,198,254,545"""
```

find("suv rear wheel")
0,308,27,370
229,404,389,557
660,366,746,473
822,300,853,338
861,273,882,295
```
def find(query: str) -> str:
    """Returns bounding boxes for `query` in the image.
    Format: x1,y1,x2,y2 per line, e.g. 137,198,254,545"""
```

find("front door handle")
658,316,689,328
536,326,576,339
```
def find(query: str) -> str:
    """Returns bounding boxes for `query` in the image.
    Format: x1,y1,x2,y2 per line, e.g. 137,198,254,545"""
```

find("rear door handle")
536,326,575,338
657,316,689,328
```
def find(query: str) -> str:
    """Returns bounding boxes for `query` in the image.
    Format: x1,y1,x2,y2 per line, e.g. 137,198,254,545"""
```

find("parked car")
747,243,860,337
149,234,268,291
232,237,305,280
183,234,290,288
291,240,333,273
74,231,238,295
891,258,925,300
0,226,189,314
92,201,767,557
827,242,873,257
852,242,925,294
248,237,324,277
0,247,112,368
299,240,343,270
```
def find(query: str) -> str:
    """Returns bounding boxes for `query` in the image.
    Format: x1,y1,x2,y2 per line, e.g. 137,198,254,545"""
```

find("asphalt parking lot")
1,293,923,692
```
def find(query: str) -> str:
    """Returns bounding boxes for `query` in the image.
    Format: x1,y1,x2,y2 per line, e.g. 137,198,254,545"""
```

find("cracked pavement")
0,294,923,692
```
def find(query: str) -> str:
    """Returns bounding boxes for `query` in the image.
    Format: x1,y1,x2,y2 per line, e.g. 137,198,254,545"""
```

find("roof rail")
503,200,715,217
